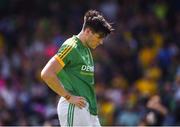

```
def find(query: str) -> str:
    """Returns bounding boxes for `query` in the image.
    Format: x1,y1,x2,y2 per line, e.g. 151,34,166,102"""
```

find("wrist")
64,94,71,100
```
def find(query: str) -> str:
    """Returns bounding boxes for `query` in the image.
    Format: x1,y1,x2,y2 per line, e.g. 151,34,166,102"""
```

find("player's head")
82,10,113,49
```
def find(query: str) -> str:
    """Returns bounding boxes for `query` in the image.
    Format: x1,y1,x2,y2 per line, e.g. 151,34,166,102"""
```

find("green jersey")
54,35,97,115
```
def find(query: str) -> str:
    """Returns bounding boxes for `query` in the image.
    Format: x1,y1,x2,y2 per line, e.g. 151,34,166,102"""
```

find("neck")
77,31,88,47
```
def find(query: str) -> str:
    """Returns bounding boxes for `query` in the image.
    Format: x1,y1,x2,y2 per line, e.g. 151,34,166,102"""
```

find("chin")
92,46,97,49
89,45,97,49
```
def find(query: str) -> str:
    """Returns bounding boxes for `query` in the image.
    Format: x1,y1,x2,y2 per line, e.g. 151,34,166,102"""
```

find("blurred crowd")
0,0,180,126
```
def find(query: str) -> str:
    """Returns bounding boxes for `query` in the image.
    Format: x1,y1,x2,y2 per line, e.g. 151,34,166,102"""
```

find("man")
41,10,113,126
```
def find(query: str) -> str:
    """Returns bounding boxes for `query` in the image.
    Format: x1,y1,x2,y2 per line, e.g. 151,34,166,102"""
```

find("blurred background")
0,0,180,126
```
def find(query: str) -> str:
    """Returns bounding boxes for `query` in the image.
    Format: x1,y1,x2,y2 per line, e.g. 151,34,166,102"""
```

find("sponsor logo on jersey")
81,65,94,72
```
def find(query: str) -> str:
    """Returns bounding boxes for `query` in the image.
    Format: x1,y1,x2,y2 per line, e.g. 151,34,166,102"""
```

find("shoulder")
62,37,78,50
57,37,78,57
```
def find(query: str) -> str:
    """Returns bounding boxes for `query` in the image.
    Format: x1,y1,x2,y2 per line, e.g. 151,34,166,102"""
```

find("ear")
84,27,93,35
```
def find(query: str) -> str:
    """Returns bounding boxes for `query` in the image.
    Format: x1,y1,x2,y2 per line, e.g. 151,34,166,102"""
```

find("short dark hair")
83,10,113,38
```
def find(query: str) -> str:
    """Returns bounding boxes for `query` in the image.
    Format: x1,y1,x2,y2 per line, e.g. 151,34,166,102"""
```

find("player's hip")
57,97,101,126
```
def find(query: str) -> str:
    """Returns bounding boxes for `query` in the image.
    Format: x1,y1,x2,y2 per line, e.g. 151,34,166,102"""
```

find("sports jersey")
54,35,97,115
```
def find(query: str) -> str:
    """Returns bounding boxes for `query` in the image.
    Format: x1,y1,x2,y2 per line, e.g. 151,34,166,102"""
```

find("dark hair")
83,10,113,38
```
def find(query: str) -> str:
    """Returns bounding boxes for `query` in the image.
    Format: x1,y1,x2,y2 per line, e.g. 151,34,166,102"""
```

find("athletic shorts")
57,97,101,126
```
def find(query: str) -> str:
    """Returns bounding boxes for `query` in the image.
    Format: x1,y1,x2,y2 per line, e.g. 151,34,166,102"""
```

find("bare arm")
41,56,86,108
147,95,168,115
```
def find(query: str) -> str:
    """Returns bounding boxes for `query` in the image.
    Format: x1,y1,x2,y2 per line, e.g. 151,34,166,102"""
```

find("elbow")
41,68,56,82
41,69,48,81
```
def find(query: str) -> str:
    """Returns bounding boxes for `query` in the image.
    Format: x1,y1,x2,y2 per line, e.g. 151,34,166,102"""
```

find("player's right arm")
41,56,86,108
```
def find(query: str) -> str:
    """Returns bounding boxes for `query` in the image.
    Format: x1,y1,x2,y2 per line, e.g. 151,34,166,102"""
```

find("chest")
73,47,94,73
80,48,93,65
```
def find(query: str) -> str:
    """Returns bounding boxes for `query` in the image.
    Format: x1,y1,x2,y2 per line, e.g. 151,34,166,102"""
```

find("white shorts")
57,97,101,127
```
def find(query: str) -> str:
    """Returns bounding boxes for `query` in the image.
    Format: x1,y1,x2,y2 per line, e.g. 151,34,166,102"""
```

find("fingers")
79,97,86,102
68,96,87,109
76,97,86,109
79,100,86,107
77,100,86,109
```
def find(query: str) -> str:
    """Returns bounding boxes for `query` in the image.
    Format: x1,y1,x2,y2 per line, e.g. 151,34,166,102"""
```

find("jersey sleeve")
54,44,75,68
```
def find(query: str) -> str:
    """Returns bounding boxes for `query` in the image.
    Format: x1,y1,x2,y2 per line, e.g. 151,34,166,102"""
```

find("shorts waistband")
59,97,89,110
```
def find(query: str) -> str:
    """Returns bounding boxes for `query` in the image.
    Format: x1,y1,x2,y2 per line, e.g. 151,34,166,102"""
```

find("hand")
67,95,87,109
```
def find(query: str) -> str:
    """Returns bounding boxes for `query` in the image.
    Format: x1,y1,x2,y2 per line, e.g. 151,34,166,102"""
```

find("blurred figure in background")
145,95,168,126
